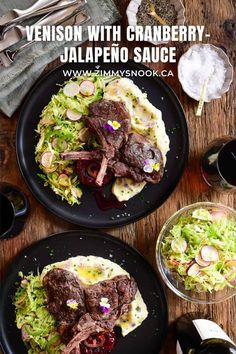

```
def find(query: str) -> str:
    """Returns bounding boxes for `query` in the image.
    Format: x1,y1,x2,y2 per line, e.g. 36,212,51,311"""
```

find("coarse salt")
179,45,227,101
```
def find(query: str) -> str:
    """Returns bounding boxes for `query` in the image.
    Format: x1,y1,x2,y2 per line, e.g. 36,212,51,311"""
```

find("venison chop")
43,268,137,353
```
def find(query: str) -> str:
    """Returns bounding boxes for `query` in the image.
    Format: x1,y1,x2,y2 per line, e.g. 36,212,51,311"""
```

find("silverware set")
0,0,90,68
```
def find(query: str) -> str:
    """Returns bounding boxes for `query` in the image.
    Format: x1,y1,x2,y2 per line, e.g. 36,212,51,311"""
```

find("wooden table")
0,0,235,352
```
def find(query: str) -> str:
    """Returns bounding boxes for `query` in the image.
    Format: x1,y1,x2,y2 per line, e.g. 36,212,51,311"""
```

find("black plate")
0,230,168,354
16,61,188,228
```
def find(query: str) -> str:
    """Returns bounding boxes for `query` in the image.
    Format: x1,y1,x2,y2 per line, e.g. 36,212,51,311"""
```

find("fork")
0,11,90,68
0,0,86,52
0,0,80,40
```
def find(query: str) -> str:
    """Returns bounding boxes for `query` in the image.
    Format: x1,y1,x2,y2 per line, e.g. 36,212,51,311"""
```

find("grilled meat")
84,275,137,322
62,314,112,354
84,100,131,186
62,132,164,184
43,269,138,354
118,133,164,183
87,99,131,152
61,100,131,186
43,269,86,322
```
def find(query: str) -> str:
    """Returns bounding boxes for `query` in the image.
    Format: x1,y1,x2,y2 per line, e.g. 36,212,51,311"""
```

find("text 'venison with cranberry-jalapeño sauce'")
175,313,236,354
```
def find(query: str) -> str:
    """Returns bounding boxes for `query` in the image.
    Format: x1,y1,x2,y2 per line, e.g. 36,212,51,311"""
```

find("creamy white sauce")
112,178,146,202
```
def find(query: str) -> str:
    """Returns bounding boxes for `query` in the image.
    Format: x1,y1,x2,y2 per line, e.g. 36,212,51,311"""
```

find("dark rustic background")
0,0,236,352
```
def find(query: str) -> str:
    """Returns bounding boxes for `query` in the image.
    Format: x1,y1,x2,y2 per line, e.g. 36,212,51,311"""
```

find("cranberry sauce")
94,190,125,211
76,161,113,187
76,160,125,210
80,332,117,354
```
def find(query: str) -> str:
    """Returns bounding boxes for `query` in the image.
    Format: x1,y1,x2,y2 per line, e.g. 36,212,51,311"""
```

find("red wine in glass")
0,182,29,239
0,194,14,236
201,137,236,192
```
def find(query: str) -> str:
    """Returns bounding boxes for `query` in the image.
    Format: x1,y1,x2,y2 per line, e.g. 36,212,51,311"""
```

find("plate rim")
0,229,168,354
16,60,189,228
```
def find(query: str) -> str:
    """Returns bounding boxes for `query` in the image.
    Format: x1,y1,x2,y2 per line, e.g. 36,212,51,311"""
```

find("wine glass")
201,137,236,192
0,182,29,240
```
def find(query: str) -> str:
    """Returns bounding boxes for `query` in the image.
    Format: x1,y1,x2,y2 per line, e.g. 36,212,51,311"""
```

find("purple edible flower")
99,297,111,313
102,120,121,134
102,123,115,134
100,306,110,314
143,159,160,173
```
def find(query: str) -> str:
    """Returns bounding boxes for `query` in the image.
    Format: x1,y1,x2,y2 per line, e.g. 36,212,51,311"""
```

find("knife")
0,0,86,52
0,0,60,25
0,0,80,40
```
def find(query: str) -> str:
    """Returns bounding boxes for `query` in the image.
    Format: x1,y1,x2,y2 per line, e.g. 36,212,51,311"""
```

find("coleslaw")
14,273,64,354
35,74,118,205
161,208,236,292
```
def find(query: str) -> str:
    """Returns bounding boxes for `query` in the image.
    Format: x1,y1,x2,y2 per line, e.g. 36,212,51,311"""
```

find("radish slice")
21,326,30,342
52,138,68,151
195,253,211,267
20,278,29,288
78,127,90,142
210,210,227,221
58,173,68,179
43,165,57,173
61,141,68,151
51,138,58,149
58,174,69,187
79,80,95,96
171,238,187,253
225,260,236,267
66,109,82,121
41,152,54,168
63,82,81,97
187,263,200,277
201,245,219,262
71,187,82,199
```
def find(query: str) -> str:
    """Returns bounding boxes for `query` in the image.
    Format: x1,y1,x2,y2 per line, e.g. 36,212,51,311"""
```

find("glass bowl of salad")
156,202,236,304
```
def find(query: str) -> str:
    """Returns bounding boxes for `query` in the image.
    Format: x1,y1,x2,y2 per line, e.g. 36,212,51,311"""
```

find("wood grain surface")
0,0,236,353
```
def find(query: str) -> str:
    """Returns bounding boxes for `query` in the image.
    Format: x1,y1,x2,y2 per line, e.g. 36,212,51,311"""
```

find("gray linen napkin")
0,0,120,117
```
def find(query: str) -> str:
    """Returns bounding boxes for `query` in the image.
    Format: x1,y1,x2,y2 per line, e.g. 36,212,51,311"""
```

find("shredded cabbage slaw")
161,208,236,292
14,273,64,354
35,74,118,205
